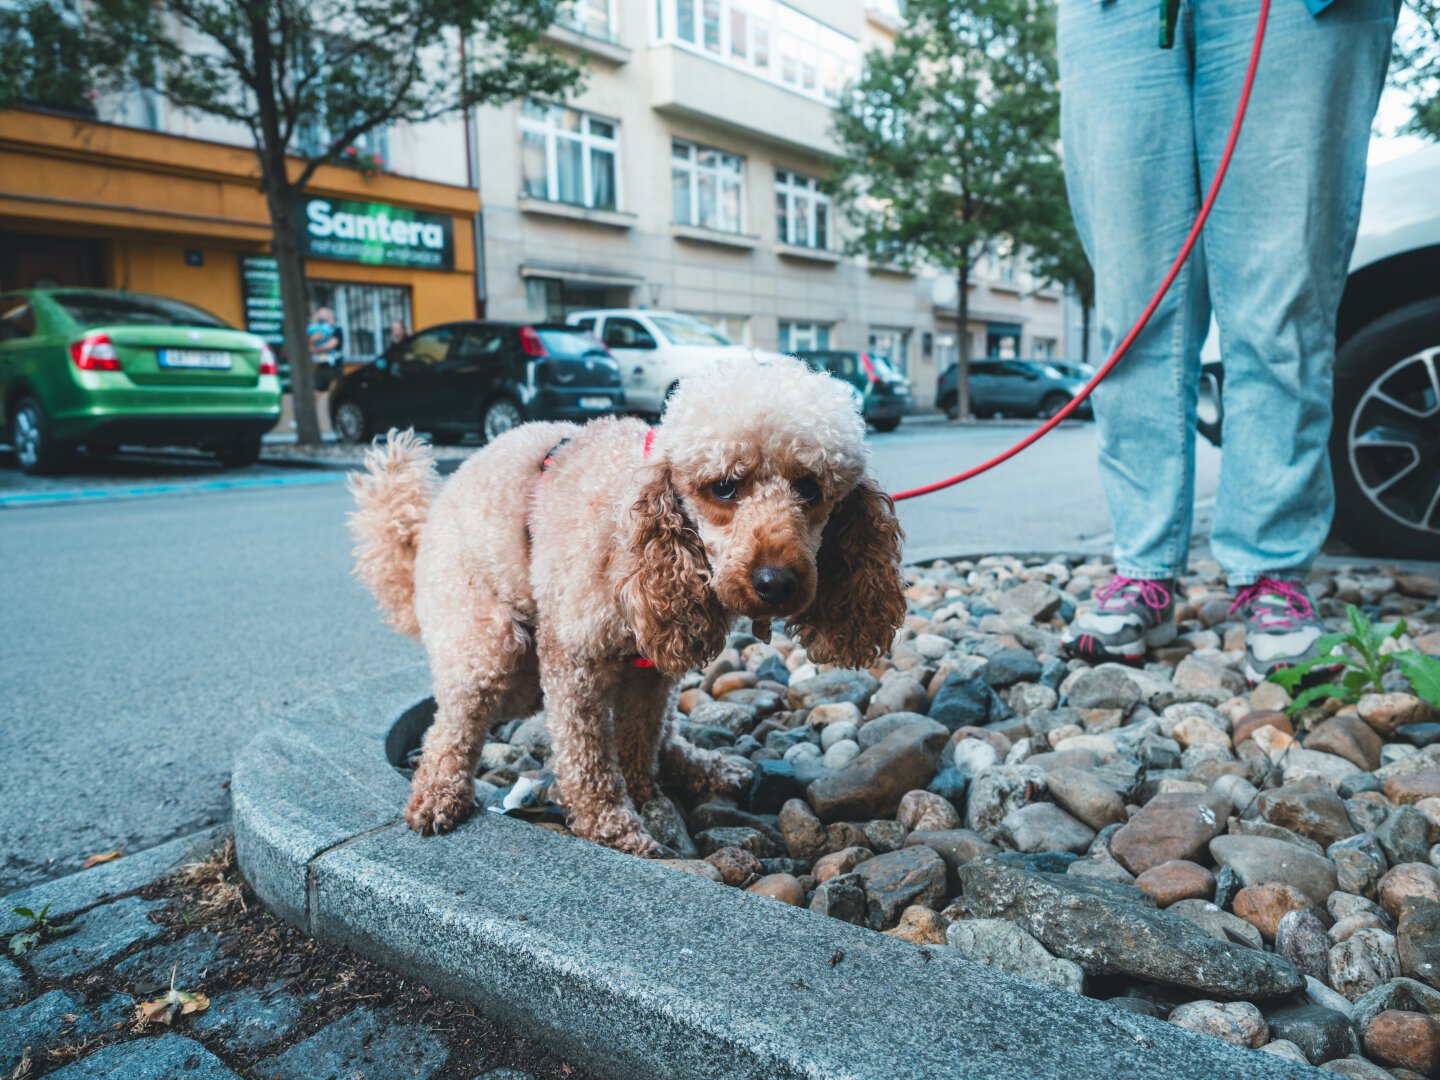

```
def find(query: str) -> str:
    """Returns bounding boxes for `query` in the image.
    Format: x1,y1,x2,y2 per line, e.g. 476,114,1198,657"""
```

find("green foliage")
830,0,1065,277
0,0,97,115
1269,603,1440,713
8,902,76,956
1394,0,1440,141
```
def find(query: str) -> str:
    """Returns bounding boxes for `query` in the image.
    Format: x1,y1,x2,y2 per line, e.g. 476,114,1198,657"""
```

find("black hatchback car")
328,321,625,445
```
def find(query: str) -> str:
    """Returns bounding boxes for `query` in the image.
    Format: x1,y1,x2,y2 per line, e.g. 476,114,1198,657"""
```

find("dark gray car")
936,359,1094,420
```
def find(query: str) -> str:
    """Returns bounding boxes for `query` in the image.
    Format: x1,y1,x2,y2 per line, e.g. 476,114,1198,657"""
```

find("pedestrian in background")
307,306,344,391
388,320,408,347
1058,0,1398,683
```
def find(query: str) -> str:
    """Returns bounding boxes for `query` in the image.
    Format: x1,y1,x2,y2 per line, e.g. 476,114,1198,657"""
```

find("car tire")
1038,392,1072,420
481,397,524,444
332,399,370,445
10,396,69,475
1330,296,1440,559
870,417,901,433
215,437,262,468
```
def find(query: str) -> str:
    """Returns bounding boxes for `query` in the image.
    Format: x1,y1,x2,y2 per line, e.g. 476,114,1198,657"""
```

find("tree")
1025,169,1095,365
1394,0,1440,140
0,0,98,116
61,0,582,444
830,0,1063,420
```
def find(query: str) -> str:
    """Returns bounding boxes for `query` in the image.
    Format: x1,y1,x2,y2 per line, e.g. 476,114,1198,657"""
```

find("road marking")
0,471,345,509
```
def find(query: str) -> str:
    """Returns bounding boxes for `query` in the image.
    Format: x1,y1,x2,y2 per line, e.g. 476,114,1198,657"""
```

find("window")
0,297,36,341
398,327,454,366
672,139,745,233
778,321,831,352
559,0,617,40
657,1,857,104
455,327,506,362
603,317,658,349
687,312,749,344
307,282,412,359
52,292,229,329
867,328,911,374
986,323,1022,359
651,313,732,345
520,102,619,211
775,170,830,249
1033,337,1057,361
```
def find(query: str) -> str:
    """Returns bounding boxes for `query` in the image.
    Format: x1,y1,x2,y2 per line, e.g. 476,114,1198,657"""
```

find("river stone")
965,765,1047,837
1276,908,1332,982
1350,978,1440,1036
1330,928,1402,1000
992,579,1064,621
1396,898,1440,989
693,826,782,860
785,669,879,711
1258,782,1356,848
1111,792,1230,875
1264,1002,1358,1064
1378,807,1435,865
1210,834,1341,908
859,819,909,854
1167,1000,1268,1048
1166,899,1264,950
865,676,929,719
883,905,949,945
1308,714,1385,773
945,918,1085,993
1257,1039,1311,1064
979,648,1043,689
896,789,961,833
958,854,1304,998
805,722,947,823
1065,666,1142,712
997,803,1096,855
1359,693,1435,738
904,828,999,892
1228,816,1327,856
641,796,697,859
1134,860,1215,907
1234,883,1317,943
929,674,1009,731
808,872,866,925
1046,767,1127,831
777,798,827,862
854,845,947,929
857,713,945,751
1361,1009,1440,1075
1329,833,1388,899
1317,1056,1395,1078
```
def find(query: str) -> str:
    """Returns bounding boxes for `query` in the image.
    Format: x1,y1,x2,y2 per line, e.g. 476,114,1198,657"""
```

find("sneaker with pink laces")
1231,577,1326,685
1062,576,1177,663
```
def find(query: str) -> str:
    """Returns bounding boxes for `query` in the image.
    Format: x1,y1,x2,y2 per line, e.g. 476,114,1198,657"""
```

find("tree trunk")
1080,300,1092,366
265,187,321,445
956,259,972,422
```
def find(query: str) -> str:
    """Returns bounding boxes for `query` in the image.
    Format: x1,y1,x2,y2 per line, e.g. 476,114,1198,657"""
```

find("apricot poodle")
349,357,907,857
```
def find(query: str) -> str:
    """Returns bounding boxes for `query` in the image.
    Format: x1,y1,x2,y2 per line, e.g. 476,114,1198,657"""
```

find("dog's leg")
541,647,664,858
658,715,754,802
406,593,535,835
613,666,673,807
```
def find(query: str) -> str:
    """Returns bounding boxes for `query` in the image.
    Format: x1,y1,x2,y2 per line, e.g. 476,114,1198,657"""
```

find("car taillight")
69,333,121,371
519,326,547,357
860,353,878,383
258,344,278,376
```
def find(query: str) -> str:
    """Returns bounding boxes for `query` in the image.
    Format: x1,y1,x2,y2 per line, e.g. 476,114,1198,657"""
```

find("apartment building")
476,0,1068,408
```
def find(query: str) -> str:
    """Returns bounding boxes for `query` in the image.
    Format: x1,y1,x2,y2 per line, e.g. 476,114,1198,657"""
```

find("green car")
0,289,281,474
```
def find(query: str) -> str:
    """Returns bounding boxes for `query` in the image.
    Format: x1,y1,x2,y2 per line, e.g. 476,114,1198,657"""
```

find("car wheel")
10,397,69,475
215,437,262,468
332,400,370,445
481,397,524,444
1330,296,1440,559
870,417,901,433
1038,392,1072,419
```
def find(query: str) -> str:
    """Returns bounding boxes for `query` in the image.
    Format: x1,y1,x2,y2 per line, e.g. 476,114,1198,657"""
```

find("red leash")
890,0,1271,503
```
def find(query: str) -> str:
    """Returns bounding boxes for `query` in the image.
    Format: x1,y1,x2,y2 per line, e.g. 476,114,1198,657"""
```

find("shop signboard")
293,196,454,270
240,255,284,346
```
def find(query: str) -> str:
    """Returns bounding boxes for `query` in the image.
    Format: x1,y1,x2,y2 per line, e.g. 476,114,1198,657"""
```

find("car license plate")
158,349,232,370
579,396,612,408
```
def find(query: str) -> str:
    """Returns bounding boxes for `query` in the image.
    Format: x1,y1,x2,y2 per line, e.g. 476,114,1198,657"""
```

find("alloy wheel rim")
485,402,521,441
1347,344,1440,537
336,403,364,443
14,407,39,467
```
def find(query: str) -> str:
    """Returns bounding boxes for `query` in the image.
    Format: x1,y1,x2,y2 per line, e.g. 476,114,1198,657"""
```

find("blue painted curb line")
0,470,345,509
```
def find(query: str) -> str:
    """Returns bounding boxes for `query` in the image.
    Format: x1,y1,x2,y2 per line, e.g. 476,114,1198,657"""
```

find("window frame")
519,101,622,212
558,0,619,40
778,320,831,352
775,168,831,250
672,138,747,234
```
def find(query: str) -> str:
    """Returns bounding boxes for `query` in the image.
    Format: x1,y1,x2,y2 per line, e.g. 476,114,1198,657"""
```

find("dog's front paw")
704,754,755,795
570,806,665,858
404,775,475,835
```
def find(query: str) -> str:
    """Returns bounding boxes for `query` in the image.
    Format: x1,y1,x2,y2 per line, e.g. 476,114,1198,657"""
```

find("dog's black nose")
752,565,798,605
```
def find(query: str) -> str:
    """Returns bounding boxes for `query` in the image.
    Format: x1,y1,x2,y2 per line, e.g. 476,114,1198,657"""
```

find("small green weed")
8,901,77,956
1269,603,1440,713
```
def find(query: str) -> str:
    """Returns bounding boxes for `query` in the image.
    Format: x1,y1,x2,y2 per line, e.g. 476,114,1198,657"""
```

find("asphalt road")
0,418,1221,891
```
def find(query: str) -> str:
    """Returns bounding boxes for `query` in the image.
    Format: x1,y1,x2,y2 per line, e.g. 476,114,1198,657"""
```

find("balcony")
650,44,839,158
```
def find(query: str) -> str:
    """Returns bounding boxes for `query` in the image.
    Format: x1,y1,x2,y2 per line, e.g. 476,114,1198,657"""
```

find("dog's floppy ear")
618,459,729,677
787,476,906,669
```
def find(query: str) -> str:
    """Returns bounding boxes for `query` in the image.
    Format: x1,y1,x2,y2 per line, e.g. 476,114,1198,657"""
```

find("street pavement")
0,417,1221,891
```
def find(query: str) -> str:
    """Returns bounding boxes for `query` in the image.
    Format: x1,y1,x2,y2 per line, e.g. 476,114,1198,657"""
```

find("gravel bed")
466,555,1440,1077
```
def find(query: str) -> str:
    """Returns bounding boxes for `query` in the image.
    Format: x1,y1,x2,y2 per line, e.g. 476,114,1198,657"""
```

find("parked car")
1199,143,1440,559
0,288,281,474
795,349,913,432
565,309,784,415
936,359,1094,421
327,321,625,445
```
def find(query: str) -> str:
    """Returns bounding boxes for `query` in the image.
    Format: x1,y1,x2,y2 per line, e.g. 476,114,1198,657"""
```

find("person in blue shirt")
1058,0,1399,684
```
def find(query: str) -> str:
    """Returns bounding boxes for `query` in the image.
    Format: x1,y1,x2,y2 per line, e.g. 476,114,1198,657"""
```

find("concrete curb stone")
233,665,1330,1080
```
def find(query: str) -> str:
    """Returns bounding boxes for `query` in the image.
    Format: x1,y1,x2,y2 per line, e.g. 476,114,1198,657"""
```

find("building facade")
476,0,1068,408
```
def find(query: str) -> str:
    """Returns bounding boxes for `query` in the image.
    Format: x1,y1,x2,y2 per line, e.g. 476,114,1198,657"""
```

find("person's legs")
1195,0,1396,585
1059,0,1209,661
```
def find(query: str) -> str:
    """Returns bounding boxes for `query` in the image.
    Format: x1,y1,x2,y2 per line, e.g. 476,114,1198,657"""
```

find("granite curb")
231,664,1327,1080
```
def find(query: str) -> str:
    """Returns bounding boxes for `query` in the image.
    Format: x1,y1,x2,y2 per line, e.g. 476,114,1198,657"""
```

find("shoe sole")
1065,621,1177,665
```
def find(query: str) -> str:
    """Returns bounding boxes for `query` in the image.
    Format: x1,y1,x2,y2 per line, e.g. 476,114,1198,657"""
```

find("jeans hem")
1114,565,1182,582
1225,569,1312,588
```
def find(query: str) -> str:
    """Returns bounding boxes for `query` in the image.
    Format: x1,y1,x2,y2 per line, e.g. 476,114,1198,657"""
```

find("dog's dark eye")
711,478,739,501
794,477,822,504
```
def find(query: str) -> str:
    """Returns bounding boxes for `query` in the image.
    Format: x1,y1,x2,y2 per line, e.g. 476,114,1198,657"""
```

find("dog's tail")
347,429,438,638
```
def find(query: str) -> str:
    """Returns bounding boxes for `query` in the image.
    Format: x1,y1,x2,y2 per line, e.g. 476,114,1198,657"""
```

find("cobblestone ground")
0,837,592,1079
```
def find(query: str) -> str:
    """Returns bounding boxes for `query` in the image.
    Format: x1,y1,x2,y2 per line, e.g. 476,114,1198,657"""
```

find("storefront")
0,109,479,371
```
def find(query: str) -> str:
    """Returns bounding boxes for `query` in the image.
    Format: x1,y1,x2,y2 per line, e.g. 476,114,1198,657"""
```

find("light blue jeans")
1059,0,1396,585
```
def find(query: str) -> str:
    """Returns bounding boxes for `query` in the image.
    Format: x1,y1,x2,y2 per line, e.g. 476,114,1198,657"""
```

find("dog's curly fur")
349,357,907,856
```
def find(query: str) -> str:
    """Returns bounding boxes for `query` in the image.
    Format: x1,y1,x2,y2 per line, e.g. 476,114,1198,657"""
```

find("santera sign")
293,196,454,270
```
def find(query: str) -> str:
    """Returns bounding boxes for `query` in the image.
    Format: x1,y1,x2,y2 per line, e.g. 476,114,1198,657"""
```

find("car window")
536,329,609,358
603,318,657,349
992,363,1025,378
51,291,230,329
399,327,453,366
649,313,731,346
453,327,505,362
865,353,900,379
573,317,596,334
970,362,1000,377
0,297,36,342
